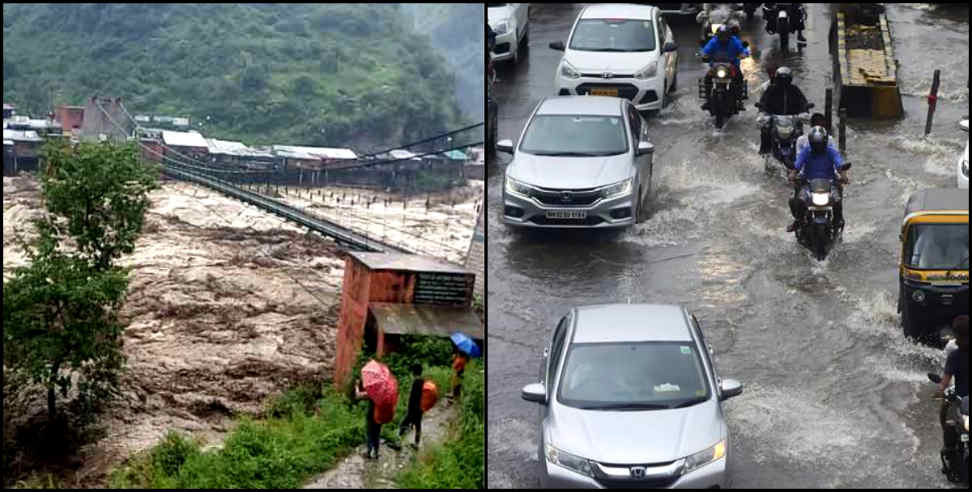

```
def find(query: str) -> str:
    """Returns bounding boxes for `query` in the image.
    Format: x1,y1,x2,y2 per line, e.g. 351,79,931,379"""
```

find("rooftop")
206,138,275,157
273,145,357,160
348,251,471,274
369,303,484,339
162,130,209,148
3,129,43,142
572,304,692,343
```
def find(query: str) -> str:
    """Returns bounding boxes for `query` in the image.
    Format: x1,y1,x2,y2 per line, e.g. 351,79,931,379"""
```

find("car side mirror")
497,139,514,154
663,41,678,53
521,382,547,404
637,142,655,156
719,379,743,400
960,119,969,132
549,41,565,51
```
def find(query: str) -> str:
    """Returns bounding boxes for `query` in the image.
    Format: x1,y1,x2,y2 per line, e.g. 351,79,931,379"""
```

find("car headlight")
682,440,726,475
560,60,581,80
963,414,969,432
505,175,532,198
716,68,728,78
776,125,794,139
601,178,633,199
810,192,829,206
492,20,510,36
545,443,594,477
912,289,926,303
633,61,658,80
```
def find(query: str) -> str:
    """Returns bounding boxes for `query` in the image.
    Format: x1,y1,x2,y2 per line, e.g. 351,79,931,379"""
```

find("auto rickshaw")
898,188,969,344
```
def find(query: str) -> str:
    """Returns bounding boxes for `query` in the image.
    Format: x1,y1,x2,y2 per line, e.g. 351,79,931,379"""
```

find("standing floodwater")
487,3,968,488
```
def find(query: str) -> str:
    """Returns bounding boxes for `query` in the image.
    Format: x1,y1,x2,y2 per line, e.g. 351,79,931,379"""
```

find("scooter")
928,372,970,485
790,162,851,261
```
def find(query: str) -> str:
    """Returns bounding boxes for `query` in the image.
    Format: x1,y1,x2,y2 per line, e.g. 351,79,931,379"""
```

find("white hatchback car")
488,3,529,64
550,4,679,112
959,119,968,189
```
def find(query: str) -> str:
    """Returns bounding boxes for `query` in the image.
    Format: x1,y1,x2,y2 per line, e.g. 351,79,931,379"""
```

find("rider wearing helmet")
764,3,807,43
787,126,849,232
795,113,835,155
701,25,750,112
758,66,811,154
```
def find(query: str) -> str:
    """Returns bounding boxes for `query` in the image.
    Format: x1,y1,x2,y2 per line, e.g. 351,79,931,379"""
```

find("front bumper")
491,28,517,62
541,455,727,489
503,187,636,229
556,74,665,111
901,280,970,336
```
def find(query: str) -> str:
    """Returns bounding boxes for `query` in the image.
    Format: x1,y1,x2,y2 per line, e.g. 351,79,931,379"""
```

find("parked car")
498,96,655,229
959,119,968,189
550,4,679,112
521,303,743,488
488,3,529,64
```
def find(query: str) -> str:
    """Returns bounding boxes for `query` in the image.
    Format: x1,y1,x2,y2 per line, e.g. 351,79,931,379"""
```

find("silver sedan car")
498,96,655,228
521,304,743,488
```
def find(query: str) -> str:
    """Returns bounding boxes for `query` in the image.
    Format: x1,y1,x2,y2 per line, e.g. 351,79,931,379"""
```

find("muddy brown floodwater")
3,175,351,487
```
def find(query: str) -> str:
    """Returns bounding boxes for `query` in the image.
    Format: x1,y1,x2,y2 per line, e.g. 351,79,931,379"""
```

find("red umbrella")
361,360,399,410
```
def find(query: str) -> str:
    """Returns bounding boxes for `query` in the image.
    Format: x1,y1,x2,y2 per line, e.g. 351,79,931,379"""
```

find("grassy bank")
109,336,462,488
396,358,484,489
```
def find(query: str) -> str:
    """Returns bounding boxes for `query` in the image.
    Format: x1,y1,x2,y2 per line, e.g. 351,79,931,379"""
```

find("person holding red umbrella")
357,360,399,459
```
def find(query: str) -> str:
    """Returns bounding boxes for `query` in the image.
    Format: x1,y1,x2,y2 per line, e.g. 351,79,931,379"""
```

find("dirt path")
302,401,457,489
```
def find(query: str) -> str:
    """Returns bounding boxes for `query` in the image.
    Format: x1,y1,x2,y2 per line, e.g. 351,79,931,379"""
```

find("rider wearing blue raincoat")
701,26,750,111
787,126,848,232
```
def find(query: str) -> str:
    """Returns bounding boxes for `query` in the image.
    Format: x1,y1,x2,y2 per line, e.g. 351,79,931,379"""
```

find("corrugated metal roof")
348,251,471,274
162,130,208,148
206,138,275,157
272,145,357,160
443,150,467,160
369,302,484,339
389,149,420,160
3,129,43,142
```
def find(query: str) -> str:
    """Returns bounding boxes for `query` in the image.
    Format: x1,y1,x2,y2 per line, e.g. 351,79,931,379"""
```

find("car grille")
529,215,606,226
576,83,640,101
530,187,602,206
581,73,634,79
594,476,679,489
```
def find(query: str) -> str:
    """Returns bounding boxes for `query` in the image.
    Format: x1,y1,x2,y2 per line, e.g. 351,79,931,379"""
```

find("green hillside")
2,3,474,151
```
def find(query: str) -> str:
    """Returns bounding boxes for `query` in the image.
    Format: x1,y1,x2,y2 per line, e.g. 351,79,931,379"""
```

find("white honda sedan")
550,4,679,112
489,3,529,64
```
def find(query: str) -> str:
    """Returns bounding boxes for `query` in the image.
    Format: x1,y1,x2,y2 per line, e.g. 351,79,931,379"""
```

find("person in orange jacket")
451,347,469,401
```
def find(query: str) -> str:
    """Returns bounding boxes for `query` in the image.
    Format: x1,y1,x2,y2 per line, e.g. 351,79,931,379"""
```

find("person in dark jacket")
938,315,969,465
355,379,382,459
398,363,425,449
757,66,811,154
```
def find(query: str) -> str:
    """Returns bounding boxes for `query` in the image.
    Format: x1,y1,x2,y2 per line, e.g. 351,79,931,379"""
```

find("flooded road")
486,3,968,488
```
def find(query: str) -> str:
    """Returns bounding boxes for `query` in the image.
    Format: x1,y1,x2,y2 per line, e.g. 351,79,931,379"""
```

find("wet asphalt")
486,3,969,488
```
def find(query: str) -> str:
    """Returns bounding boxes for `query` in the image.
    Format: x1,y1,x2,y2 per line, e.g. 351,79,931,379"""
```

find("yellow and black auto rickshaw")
898,188,969,343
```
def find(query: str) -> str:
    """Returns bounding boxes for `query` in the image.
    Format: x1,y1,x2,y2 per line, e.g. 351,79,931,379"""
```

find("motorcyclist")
938,315,969,474
757,66,811,154
795,113,835,155
786,126,848,232
764,3,807,43
701,25,750,112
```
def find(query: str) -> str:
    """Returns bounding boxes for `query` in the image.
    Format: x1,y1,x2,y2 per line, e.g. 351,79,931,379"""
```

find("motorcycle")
928,372,970,485
763,3,807,51
790,162,851,261
742,2,760,19
697,4,746,46
756,103,814,171
698,43,750,129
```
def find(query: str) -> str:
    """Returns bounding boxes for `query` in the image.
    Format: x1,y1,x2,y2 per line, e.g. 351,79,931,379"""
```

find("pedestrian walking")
451,347,469,401
398,363,425,449
355,378,382,459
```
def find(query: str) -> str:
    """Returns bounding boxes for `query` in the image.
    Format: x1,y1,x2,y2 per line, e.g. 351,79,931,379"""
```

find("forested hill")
2,3,476,151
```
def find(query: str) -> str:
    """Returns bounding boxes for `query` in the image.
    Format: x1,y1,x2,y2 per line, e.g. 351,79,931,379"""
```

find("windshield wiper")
670,397,707,409
579,403,669,410
531,151,603,157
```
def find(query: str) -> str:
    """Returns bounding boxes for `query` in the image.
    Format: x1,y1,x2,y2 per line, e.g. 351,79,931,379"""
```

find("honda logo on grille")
561,192,573,202
602,72,613,79
630,466,646,478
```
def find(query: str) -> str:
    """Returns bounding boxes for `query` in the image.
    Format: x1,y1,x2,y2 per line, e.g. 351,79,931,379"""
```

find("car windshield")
569,19,656,52
519,115,628,156
557,341,710,409
905,223,969,270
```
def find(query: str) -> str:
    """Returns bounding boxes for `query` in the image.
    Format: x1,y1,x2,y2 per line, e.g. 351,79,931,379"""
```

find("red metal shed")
333,252,482,388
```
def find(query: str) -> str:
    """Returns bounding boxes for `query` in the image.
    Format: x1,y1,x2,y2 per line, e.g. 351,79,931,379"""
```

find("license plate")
545,209,587,220
589,88,618,97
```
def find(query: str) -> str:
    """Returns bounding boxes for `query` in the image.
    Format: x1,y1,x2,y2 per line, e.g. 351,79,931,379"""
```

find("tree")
3,140,159,424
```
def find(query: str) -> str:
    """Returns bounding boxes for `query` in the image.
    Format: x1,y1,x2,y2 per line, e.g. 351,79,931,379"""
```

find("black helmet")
716,24,730,43
810,112,826,127
775,66,793,87
808,126,828,154
728,19,741,36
